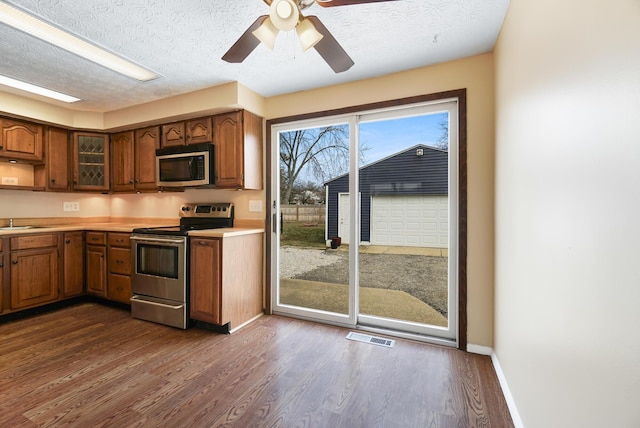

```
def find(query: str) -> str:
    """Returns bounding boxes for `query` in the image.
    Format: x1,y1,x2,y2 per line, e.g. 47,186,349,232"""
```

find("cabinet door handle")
12,260,18,264
51,178,56,183
66,239,71,244
0,263,3,268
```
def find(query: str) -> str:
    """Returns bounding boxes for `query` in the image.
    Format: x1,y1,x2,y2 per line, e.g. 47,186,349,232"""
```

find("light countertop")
0,222,264,236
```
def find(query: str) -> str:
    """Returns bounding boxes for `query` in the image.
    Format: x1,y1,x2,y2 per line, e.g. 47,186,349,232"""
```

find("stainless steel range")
130,202,234,329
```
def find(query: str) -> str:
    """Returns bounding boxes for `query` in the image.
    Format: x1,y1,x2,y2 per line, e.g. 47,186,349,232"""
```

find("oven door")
130,234,187,302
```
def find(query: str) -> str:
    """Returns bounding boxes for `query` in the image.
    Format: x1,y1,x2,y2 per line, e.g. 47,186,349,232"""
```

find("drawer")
10,233,58,250
131,295,187,329
108,247,132,275
86,232,107,246
108,273,131,304
108,233,131,248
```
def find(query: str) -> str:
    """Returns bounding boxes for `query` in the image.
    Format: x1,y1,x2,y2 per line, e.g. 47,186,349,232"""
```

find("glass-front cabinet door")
72,132,110,191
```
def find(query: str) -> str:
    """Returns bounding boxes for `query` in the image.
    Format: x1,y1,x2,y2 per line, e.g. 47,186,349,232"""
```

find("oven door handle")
130,236,185,245
130,296,184,309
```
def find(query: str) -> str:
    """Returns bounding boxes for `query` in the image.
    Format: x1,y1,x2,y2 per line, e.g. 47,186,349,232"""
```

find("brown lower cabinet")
1,230,262,326
190,233,263,331
10,233,59,310
0,239,4,313
0,230,134,316
86,232,107,297
63,232,85,297
107,233,132,304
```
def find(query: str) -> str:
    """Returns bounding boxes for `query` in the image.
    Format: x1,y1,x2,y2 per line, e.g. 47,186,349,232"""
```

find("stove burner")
132,202,234,236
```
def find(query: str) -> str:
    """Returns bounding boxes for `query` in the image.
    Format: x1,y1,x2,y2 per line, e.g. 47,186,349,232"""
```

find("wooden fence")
281,205,325,224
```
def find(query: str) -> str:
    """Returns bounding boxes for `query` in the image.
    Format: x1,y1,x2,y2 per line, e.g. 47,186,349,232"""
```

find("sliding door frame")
265,89,468,350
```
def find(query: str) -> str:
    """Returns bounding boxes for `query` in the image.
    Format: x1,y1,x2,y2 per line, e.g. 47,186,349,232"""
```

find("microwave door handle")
190,158,198,179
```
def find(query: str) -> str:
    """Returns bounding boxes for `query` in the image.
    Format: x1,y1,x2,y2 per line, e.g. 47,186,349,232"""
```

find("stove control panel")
180,202,234,219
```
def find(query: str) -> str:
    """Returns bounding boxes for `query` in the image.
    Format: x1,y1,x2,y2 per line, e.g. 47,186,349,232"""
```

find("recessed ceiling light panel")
0,1,159,81
0,74,80,103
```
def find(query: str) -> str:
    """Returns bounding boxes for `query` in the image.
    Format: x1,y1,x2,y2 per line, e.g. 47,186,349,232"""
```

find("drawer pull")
12,260,18,264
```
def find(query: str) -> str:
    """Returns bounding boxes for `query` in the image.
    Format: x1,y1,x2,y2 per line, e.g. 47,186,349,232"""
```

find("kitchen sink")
0,225,47,231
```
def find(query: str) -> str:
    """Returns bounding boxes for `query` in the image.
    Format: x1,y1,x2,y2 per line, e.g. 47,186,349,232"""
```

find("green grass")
280,222,326,248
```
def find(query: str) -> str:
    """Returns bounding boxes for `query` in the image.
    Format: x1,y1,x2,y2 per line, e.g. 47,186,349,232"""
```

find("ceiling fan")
222,0,399,73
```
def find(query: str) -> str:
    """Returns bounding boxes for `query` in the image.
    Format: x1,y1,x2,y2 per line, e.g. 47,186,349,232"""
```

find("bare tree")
280,125,361,204
434,116,449,150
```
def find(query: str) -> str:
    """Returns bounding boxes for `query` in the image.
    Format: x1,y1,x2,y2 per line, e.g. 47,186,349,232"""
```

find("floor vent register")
346,332,395,348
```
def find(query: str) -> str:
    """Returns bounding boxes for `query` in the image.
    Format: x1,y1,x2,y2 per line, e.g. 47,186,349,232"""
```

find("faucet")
9,218,13,228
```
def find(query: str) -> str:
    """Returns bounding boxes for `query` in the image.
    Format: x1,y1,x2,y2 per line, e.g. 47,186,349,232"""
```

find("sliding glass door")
273,116,357,327
270,98,459,345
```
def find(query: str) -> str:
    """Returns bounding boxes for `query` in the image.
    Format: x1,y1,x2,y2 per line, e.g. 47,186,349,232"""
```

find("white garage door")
371,195,448,248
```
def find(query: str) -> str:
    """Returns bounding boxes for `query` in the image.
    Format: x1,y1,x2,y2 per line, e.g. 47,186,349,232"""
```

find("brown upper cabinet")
134,126,160,192
186,117,212,144
0,118,43,163
72,132,110,192
162,118,213,148
161,121,185,148
213,110,262,189
111,127,159,193
0,110,262,193
111,131,135,192
34,127,71,191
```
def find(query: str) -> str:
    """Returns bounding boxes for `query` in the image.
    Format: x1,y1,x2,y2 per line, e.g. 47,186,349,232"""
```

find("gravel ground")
280,246,449,316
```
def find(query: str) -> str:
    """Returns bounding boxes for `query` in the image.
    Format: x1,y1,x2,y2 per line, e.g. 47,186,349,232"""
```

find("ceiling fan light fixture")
296,18,323,51
252,17,279,50
269,0,299,31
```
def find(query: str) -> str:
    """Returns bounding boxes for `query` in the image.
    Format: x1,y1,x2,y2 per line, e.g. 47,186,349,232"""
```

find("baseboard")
466,343,492,355
491,351,525,428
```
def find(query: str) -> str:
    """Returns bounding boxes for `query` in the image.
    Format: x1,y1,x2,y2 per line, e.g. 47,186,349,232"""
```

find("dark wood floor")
0,303,513,427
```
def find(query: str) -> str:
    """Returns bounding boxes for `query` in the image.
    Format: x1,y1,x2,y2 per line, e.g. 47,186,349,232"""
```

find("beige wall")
267,54,496,347
0,188,266,222
494,0,640,426
0,189,110,219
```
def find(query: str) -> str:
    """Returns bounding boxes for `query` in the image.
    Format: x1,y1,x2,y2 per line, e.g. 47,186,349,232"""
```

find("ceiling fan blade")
316,0,399,7
306,16,354,73
221,15,268,63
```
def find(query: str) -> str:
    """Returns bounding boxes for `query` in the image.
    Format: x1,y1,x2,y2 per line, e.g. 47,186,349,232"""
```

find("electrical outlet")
63,201,80,212
249,200,263,212
1,176,18,185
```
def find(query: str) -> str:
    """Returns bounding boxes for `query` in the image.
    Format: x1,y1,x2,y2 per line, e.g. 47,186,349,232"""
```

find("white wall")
494,0,640,426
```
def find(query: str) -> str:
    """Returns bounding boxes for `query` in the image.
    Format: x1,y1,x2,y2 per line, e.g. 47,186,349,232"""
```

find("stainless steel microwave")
156,143,214,187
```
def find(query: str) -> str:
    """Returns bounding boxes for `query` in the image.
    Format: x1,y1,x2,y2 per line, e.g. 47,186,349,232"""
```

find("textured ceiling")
0,0,509,112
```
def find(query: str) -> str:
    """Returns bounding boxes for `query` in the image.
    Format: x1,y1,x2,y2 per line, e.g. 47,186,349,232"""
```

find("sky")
358,112,448,166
